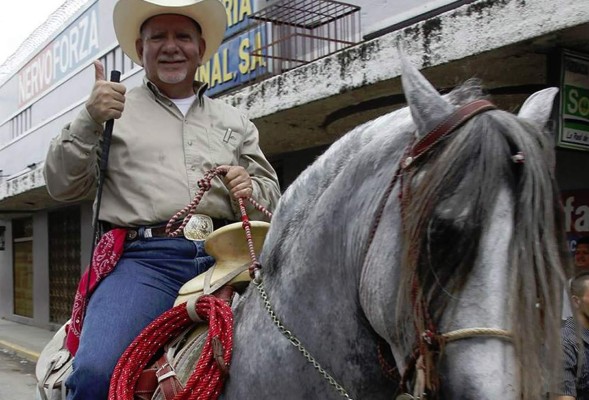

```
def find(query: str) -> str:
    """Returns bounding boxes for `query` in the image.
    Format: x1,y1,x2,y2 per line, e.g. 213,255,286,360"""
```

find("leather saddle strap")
203,262,250,295
155,354,184,400
135,353,183,400
135,366,157,400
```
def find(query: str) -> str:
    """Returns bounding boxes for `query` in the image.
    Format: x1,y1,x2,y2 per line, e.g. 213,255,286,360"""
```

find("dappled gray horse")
221,60,568,400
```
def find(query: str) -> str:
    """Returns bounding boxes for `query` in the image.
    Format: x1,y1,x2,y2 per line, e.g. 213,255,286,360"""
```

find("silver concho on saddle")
182,214,214,241
175,220,270,306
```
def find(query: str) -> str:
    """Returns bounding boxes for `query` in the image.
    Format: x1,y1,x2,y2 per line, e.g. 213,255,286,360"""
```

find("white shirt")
171,94,197,116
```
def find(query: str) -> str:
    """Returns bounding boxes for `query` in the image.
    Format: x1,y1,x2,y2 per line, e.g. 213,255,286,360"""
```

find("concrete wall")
223,0,588,119
32,212,50,328
0,220,13,318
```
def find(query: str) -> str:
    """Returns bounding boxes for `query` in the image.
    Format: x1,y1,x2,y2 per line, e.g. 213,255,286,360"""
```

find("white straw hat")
113,0,227,65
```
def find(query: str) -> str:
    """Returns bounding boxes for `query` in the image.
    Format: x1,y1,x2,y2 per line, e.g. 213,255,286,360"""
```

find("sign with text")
562,189,589,253
223,0,255,39
18,2,100,106
197,24,268,97
558,51,589,151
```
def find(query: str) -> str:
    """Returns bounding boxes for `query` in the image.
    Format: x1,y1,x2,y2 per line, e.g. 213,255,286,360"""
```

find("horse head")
223,58,568,400
360,59,567,399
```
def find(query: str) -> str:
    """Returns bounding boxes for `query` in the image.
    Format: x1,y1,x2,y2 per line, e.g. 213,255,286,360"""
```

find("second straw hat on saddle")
174,221,270,306
113,0,227,65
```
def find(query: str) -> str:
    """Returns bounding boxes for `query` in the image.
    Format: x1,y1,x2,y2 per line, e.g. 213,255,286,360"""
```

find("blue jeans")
66,234,214,400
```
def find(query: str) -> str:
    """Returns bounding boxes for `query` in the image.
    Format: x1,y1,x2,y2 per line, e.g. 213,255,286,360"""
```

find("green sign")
559,51,589,150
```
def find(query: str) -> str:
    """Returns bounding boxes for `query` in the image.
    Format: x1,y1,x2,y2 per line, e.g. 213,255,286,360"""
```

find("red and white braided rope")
165,167,273,238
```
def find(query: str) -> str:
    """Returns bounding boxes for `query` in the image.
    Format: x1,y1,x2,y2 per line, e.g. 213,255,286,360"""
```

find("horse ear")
401,57,454,137
517,87,559,129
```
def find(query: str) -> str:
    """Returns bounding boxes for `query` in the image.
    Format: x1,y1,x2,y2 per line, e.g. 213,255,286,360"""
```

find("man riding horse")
43,0,280,398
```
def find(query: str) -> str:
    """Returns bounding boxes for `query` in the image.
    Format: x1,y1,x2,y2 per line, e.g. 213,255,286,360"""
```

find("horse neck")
225,247,396,399
225,147,411,399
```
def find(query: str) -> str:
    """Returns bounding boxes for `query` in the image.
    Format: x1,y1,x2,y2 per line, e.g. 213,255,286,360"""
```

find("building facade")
1,0,588,329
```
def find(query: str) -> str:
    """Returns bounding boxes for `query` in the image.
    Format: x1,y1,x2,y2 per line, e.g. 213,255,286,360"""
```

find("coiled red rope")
108,295,233,400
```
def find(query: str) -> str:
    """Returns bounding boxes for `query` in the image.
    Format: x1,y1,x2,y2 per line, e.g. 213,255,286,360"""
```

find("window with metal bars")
248,0,361,74
48,206,81,324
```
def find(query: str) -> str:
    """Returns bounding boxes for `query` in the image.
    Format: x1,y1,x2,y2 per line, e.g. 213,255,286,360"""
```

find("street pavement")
0,318,56,400
0,319,55,362
0,348,37,400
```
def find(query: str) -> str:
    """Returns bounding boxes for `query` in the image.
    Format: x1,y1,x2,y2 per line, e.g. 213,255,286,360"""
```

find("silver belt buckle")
183,214,214,241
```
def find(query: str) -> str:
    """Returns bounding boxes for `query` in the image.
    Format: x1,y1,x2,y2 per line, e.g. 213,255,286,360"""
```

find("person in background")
563,237,589,321
43,0,280,399
555,272,589,400
575,237,589,273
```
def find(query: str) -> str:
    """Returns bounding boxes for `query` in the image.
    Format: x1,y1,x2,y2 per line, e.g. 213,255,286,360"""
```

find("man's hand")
85,60,126,126
220,165,253,200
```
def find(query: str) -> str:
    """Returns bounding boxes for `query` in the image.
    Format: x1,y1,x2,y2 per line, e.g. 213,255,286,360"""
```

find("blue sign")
197,25,268,96
223,0,255,39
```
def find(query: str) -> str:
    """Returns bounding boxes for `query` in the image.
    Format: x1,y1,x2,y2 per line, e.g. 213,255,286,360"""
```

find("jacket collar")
143,77,208,106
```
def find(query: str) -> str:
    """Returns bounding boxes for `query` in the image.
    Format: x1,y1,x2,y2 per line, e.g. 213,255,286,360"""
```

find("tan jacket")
44,78,280,226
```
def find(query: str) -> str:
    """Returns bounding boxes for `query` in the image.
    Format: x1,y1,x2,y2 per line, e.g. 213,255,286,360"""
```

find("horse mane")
397,79,569,397
261,109,412,278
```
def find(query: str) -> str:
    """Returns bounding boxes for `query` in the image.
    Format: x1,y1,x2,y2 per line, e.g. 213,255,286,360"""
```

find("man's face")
135,14,205,97
575,243,589,270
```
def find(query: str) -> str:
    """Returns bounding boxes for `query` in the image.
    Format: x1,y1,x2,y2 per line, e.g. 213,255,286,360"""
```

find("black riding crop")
82,69,121,321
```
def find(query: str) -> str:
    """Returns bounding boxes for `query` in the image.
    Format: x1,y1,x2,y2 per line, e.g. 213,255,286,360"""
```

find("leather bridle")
363,99,513,399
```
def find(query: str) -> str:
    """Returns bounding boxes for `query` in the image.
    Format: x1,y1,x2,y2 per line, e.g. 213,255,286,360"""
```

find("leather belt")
101,217,232,242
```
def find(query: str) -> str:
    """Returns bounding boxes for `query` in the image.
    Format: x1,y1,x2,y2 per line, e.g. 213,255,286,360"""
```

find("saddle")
174,220,270,306
137,220,270,400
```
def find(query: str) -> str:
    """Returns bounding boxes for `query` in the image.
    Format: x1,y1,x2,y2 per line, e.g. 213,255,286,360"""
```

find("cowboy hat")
174,221,270,306
113,0,227,65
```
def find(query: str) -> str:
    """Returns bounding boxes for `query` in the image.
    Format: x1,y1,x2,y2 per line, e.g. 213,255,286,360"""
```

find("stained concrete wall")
222,0,588,119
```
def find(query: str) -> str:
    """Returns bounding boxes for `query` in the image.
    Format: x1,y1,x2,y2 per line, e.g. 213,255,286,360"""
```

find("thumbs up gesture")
85,60,126,126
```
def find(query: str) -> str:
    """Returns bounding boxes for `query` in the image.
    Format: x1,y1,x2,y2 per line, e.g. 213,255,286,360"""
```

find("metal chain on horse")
189,169,355,399
254,281,355,400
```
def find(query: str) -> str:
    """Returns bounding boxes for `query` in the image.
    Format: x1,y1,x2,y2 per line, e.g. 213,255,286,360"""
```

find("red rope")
108,295,233,400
